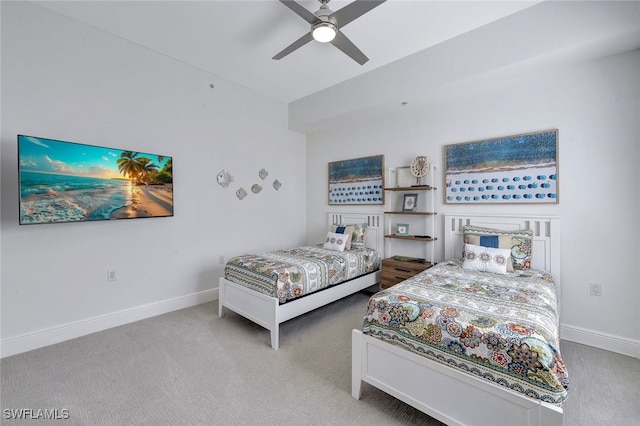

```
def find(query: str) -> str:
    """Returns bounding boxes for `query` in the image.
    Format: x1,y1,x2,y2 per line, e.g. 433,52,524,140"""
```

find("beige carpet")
1,292,638,425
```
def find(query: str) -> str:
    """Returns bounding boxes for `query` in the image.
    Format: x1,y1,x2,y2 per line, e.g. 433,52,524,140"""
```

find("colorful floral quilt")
224,246,380,304
362,259,568,405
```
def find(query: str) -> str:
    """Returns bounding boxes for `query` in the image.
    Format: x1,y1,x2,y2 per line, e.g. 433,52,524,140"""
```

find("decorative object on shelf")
251,184,262,194
259,168,269,180
236,188,247,200
273,179,282,190
217,169,234,188
328,155,384,205
395,223,409,236
402,193,418,212
444,129,558,204
409,156,430,186
392,255,426,263
395,166,415,188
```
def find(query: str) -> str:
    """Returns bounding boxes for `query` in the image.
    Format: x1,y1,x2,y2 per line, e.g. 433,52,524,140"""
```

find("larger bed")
352,214,566,426
219,212,384,350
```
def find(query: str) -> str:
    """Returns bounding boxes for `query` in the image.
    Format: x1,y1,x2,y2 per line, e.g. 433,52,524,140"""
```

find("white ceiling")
34,0,543,103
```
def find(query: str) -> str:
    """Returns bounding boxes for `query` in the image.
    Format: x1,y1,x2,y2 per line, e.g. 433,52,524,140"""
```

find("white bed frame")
219,212,384,350
352,214,563,426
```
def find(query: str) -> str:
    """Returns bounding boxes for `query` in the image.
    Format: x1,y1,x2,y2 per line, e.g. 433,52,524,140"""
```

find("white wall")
0,2,306,356
2,1,637,359
306,49,640,358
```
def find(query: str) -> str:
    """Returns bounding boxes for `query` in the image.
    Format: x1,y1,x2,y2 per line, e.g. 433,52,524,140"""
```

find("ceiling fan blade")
330,0,386,28
273,32,315,60
279,0,319,25
330,31,369,65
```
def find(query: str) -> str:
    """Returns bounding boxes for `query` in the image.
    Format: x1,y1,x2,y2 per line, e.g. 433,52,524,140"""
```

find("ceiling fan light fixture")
312,22,337,43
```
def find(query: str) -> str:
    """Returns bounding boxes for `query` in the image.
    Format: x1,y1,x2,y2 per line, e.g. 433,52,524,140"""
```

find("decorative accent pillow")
465,234,515,272
349,223,367,249
323,232,348,252
462,243,511,274
331,224,354,250
463,225,533,270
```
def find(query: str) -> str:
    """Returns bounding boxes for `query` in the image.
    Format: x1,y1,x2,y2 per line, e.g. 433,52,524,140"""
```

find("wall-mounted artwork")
444,130,558,204
18,135,173,225
234,188,246,200
217,167,282,200
216,170,234,188
328,155,384,205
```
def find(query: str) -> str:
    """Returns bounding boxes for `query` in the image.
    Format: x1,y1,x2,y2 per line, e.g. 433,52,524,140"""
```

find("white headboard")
328,212,384,255
444,214,561,311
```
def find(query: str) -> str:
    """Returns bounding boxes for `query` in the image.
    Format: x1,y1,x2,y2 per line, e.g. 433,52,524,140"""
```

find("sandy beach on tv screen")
111,184,173,219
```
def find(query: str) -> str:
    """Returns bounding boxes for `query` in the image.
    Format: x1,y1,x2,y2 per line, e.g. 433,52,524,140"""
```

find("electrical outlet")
589,282,602,296
218,255,225,265
107,270,117,282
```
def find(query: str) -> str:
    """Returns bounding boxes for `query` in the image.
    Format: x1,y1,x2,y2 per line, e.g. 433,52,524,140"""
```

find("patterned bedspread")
224,246,380,304
362,259,568,405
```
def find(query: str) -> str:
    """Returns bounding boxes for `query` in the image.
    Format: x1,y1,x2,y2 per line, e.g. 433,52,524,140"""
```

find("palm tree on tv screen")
136,157,159,185
117,151,170,185
117,151,144,184
157,157,173,183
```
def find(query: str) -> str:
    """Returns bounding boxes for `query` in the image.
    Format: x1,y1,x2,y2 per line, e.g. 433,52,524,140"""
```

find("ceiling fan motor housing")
312,3,337,42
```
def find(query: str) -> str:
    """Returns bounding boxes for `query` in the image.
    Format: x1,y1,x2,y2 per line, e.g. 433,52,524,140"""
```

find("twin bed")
353,214,565,426
218,212,384,350
219,213,566,425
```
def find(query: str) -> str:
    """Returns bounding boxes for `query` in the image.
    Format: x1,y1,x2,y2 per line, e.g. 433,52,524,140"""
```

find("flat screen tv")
18,135,173,225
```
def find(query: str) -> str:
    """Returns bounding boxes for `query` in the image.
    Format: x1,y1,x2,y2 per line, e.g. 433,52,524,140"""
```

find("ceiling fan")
273,0,387,65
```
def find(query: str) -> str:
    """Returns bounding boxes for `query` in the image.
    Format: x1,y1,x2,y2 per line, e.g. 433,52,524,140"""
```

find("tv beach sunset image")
18,135,173,225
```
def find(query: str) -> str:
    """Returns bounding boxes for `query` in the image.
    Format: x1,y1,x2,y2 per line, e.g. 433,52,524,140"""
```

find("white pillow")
462,243,511,275
349,223,367,249
330,224,354,250
323,232,348,252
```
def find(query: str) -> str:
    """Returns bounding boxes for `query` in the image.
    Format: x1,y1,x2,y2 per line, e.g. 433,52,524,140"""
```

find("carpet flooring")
1,291,638,425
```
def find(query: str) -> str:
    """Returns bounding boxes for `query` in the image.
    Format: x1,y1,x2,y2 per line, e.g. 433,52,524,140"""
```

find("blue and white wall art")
444,130,558,204
328,155,385,205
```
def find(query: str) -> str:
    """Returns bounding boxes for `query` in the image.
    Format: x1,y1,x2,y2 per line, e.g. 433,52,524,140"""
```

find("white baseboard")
3,294,637,360
0,288,218,359
561,323,640,359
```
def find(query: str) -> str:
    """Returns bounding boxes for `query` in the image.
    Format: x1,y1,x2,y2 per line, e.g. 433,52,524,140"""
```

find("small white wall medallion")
216,170,234,188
